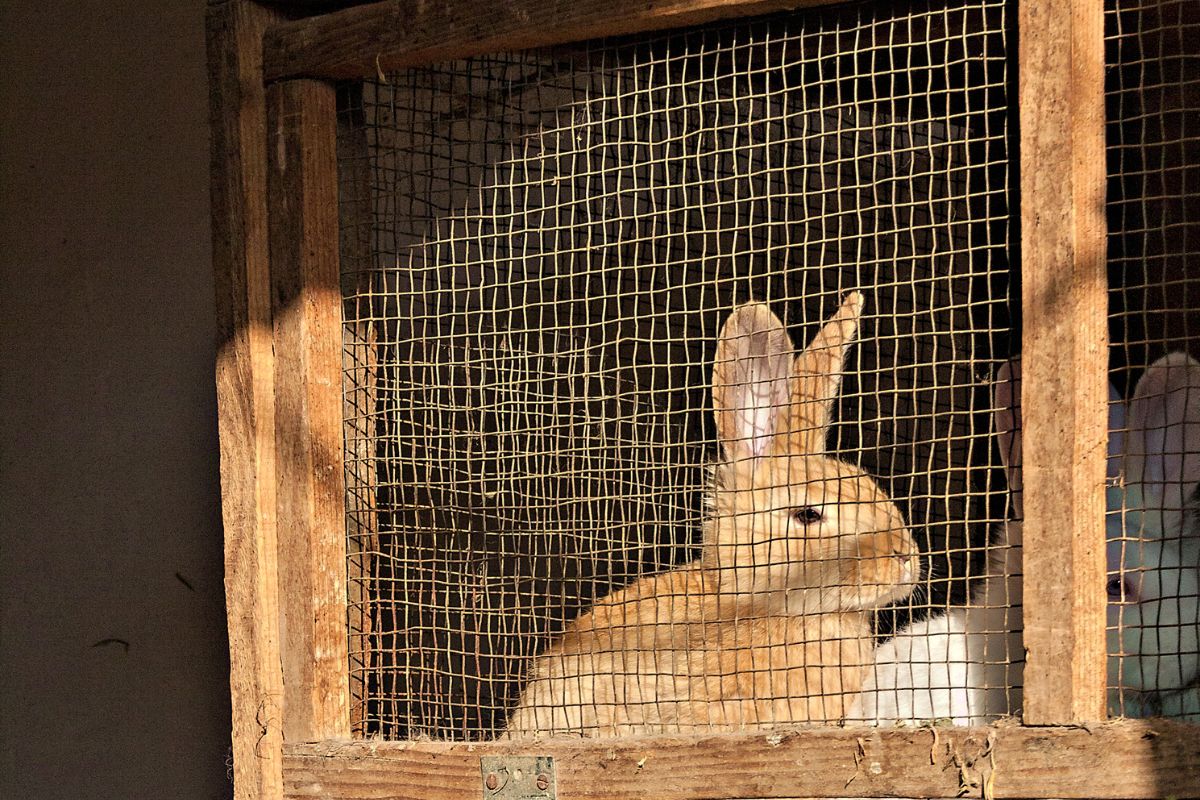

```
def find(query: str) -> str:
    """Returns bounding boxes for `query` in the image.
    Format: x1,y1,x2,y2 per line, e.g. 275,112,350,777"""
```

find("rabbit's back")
505,567,712,736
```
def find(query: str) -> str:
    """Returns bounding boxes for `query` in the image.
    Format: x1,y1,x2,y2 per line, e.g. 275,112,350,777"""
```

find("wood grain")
268,78,352,742
206,2,287,798
337,82,380,735
281,720,1200,799
342,320,378,735
1017,0,1109,726
263,0,844,81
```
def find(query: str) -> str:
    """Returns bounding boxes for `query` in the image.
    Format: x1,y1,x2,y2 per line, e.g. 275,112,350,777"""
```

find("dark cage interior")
337,0,1015,741
1106,0,1200,375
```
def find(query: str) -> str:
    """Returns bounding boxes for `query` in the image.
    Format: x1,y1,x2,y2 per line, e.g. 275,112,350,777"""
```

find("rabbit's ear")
787,292,864,455
713,302,795,462
1127,352,1200,535
993,358,1023,518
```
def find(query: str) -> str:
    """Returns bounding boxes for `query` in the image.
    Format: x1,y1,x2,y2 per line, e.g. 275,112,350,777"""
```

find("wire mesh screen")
338,0,1013,740
1105,0,1200,721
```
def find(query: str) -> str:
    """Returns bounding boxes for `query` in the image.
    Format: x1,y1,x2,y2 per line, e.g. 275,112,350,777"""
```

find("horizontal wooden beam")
283,721,1200,799
263,0,840,81
206,0,372,9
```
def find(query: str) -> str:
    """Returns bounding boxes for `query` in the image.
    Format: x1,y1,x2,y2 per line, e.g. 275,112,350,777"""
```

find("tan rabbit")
504,293,919,737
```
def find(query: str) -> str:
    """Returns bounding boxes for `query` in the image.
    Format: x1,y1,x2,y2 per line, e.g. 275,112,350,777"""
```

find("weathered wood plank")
263,0,844,81
217,0,373,7
342,319,378,736
1016,0,1109,725
268,77,352,742
282,721,1200,799
206,2,287,798
337,82,380,736
206,0,373,7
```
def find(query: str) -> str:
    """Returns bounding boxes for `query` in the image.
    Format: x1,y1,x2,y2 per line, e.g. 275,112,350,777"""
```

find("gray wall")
0,3,231,797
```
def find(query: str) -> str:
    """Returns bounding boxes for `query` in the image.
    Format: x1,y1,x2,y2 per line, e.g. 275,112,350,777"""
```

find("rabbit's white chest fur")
846,602,1023,726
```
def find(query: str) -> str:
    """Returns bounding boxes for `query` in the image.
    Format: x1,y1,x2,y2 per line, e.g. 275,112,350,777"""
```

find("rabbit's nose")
887,534,915,559
886,536,918,570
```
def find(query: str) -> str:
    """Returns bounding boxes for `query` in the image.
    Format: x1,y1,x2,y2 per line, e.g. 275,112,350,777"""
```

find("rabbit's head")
1107,353,1200,697
703,293,919,615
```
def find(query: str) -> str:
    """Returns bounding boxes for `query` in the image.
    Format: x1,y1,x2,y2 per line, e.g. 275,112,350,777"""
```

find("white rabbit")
848,354,1200,726
1108,353,1200,717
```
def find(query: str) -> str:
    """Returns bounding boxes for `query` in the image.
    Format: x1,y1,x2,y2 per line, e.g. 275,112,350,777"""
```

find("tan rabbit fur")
505,293,919,737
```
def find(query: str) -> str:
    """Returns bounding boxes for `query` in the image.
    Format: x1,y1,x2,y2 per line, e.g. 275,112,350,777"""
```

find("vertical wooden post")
206,1,286,798
1018,0,1109,725
343,323,378,736
337,82,380,735
268,77,352,742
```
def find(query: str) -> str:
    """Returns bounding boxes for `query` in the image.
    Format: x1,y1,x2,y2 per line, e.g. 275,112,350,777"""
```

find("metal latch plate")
480,755,556,799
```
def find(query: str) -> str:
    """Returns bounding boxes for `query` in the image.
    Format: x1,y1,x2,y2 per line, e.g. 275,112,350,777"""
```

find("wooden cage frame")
206,0,1200,797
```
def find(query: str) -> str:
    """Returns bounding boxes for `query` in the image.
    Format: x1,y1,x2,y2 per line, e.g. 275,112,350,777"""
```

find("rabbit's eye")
792,506,824,525
1107,576,1137,603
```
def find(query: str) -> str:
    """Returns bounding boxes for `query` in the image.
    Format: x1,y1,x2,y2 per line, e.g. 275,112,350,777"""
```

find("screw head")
485,772,499,790
536,773,549,791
